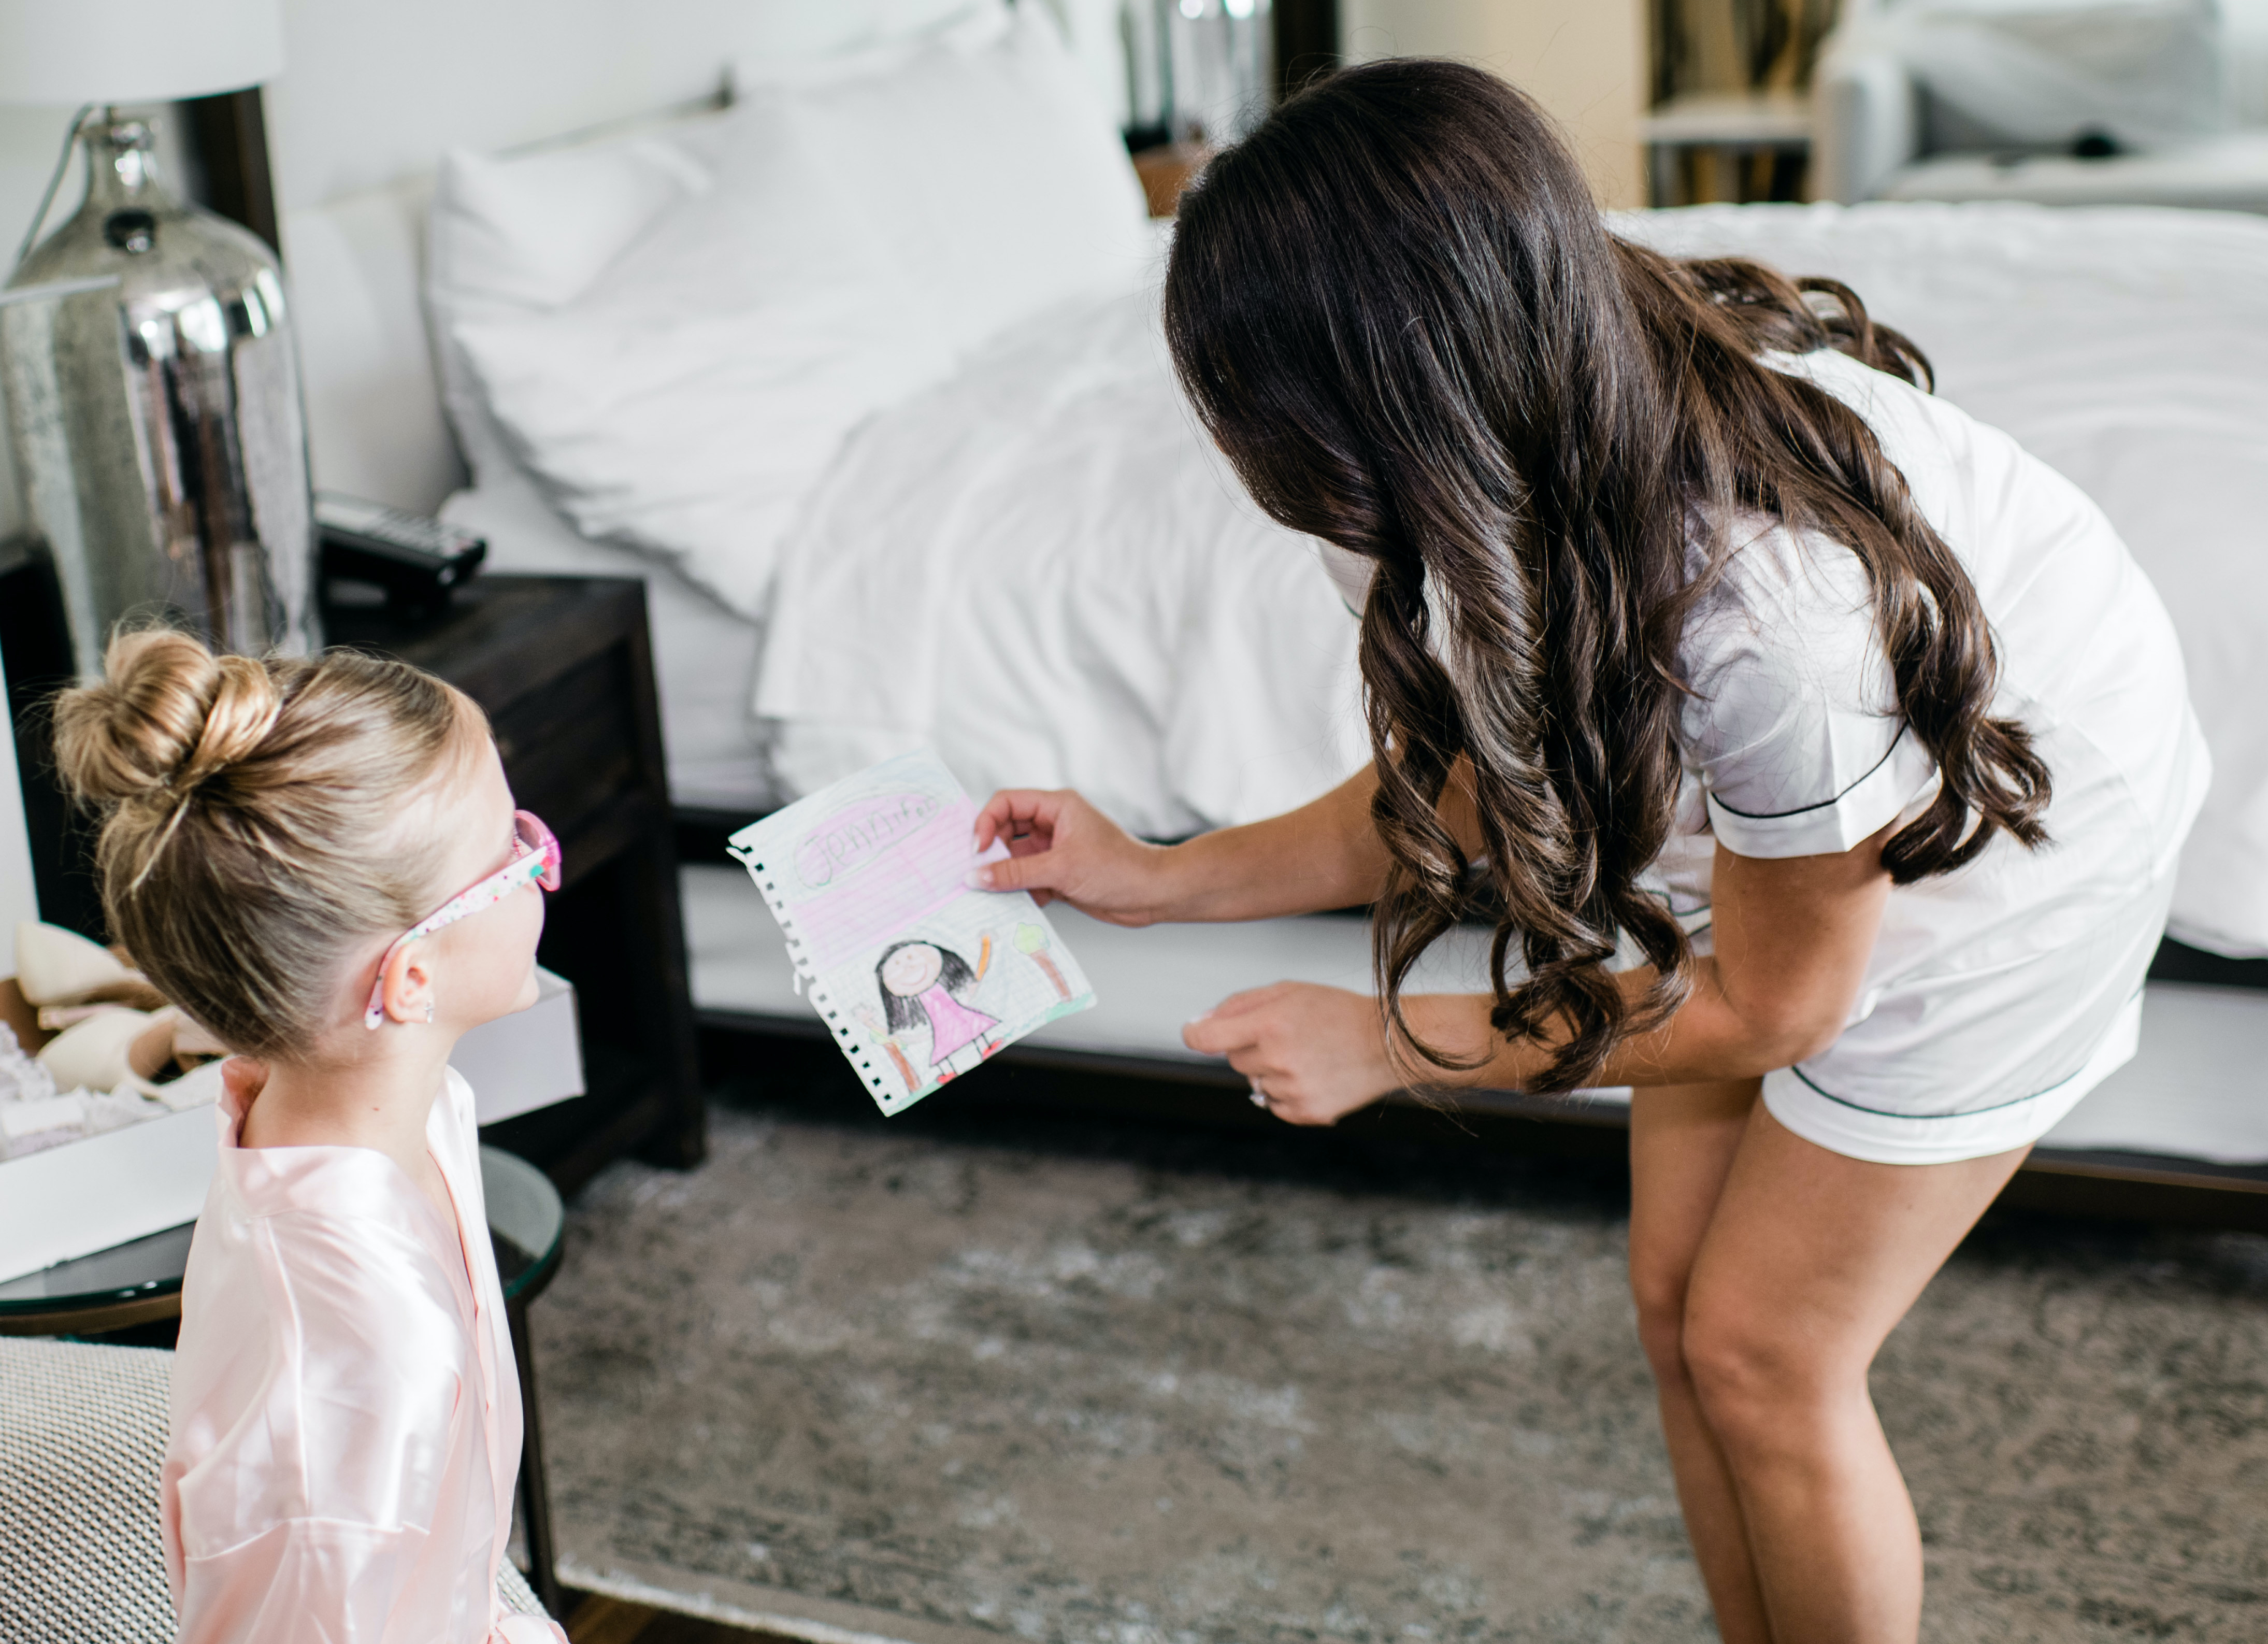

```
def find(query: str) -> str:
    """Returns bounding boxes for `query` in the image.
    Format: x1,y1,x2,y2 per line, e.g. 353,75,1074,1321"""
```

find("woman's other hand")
972,789,1181,926
1182,982,1402,1125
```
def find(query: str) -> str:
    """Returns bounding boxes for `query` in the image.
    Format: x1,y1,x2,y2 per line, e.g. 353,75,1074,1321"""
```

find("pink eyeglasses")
363,810,562,1030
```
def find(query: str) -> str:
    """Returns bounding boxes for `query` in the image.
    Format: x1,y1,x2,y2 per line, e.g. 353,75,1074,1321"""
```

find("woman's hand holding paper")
970,790,1184,926
975,765,1397,927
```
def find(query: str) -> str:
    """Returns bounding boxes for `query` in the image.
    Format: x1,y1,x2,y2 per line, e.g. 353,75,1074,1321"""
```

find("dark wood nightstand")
324,575,705,1188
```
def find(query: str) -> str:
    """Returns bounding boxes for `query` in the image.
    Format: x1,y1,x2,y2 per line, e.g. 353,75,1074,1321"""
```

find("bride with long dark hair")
974,59,2205,1642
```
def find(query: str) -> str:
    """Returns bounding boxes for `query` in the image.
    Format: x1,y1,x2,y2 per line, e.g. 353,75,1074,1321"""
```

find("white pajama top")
1324,347,2209,1164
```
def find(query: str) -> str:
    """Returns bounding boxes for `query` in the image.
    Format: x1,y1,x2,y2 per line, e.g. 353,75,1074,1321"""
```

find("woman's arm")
975,757,1490,926
1185,822,1894,1123
972,762,1370,923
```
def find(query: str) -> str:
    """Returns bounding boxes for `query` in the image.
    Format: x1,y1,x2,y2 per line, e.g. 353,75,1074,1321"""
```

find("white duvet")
753,287,1368,838
751,201,2268,955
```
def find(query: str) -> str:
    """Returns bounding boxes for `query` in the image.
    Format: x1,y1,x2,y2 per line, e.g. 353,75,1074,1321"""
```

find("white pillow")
449,1,1153,620
423,2,1008,491
428,132,721,486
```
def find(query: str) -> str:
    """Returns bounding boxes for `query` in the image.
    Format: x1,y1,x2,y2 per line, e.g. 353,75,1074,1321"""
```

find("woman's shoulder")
1682,506,1876,669
1758,347,2066,532
1759,346,1931,422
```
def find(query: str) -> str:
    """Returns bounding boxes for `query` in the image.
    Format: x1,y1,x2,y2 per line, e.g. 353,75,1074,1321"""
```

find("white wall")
261,0,1052,212
1341,0,1649,210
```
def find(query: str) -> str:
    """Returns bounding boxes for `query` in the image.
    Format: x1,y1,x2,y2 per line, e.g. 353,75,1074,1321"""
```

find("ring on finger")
1248,1078,1270,1110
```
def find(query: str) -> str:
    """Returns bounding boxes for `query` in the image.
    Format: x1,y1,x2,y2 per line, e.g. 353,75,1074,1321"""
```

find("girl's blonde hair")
51,628,476,1057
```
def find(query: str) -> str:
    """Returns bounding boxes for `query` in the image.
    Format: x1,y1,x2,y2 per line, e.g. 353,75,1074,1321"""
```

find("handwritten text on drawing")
796,791,942,889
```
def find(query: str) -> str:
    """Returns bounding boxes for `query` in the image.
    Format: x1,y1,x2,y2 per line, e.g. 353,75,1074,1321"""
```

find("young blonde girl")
54,629,568,1643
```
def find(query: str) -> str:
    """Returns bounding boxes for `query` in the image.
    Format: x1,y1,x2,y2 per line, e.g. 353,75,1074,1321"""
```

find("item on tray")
1,1093,88,1159
728,748,1096,1116
13,921,164,1011
0,1023,56,1106
128,1007,226,1092
0,922,227,1158
37,1007,153,1093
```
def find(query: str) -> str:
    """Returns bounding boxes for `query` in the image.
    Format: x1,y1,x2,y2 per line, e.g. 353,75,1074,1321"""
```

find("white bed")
440,467,772,812
435,197,2268,938
281,3,2268,1169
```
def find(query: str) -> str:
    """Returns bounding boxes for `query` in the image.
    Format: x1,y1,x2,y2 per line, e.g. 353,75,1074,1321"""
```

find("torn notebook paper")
728,749,1097,1114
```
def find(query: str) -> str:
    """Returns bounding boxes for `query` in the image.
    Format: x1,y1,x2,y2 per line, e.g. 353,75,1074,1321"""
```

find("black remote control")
317,493,487,612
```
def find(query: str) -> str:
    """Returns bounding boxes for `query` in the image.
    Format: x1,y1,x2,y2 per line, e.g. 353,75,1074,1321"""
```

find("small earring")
424,1002,436,1024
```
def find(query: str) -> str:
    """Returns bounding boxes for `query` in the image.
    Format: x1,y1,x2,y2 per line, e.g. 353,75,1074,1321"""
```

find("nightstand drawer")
487,642,641,842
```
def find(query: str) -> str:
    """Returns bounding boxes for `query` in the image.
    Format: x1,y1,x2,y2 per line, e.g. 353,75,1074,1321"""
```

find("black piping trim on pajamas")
1784,984,2147,1120
1708,723,1910,822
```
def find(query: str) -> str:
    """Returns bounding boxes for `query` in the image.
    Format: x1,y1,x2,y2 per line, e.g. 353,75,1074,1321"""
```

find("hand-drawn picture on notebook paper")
1014,922,1073,999
728,749,1096,1116
878,937,1002,1075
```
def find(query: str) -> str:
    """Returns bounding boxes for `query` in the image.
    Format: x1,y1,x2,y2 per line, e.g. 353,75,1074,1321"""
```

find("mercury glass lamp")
0,1,315,679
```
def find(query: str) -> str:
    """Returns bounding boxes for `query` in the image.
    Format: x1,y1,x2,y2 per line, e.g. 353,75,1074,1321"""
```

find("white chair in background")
1814,0,2268,209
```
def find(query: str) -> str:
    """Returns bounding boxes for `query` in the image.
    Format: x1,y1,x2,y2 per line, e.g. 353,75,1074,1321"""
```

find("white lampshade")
0,0,284,106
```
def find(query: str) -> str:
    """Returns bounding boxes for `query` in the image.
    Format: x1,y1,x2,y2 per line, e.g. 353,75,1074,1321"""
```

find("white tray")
0,968,583,1285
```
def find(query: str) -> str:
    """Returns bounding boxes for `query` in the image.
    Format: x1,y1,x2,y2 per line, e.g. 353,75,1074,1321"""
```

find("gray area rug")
534,1066,2268,1643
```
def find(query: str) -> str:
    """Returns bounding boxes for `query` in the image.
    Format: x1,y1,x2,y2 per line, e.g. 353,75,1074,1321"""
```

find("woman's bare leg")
1681,1105,2029,1643
1628,1080,1774,1644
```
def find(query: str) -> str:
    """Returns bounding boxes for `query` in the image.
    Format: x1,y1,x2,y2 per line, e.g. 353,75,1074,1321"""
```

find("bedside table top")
323,574,649,709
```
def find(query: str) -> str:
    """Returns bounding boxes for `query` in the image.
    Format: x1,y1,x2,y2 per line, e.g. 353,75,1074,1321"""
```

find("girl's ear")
380,939,437,1026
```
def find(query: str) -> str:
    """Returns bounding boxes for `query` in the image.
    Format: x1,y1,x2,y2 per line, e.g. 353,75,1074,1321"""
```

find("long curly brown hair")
1162,60,2049,1092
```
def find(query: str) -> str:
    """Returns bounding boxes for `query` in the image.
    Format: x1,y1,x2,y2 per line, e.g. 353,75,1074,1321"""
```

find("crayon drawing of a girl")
878,940,999,1077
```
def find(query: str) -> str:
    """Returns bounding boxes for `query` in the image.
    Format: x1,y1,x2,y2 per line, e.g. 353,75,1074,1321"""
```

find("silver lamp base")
1,110,316,680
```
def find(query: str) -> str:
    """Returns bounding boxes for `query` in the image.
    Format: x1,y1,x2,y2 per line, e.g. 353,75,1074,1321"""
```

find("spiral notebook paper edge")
727,833,901,1107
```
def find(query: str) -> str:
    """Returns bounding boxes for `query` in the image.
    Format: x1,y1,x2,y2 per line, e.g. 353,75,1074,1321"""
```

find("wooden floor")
561,1589,800,1644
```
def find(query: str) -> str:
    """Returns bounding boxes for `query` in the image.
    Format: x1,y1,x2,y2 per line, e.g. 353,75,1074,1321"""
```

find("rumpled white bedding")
441,470,774,812
753,287,1368,838
459,199,2268,955
754,200,2268,953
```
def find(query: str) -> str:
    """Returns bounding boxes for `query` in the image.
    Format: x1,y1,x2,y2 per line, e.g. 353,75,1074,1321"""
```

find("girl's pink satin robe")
160,1066,568,1643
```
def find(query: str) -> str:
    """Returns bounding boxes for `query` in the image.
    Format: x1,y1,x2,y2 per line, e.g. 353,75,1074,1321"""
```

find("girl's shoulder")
169,1189,473,1532
192,1125,482,1382
192,1180,477,1373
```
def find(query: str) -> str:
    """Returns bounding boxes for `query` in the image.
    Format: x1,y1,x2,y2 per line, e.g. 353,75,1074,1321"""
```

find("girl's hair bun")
52,629,284,809
46,626,468,1059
